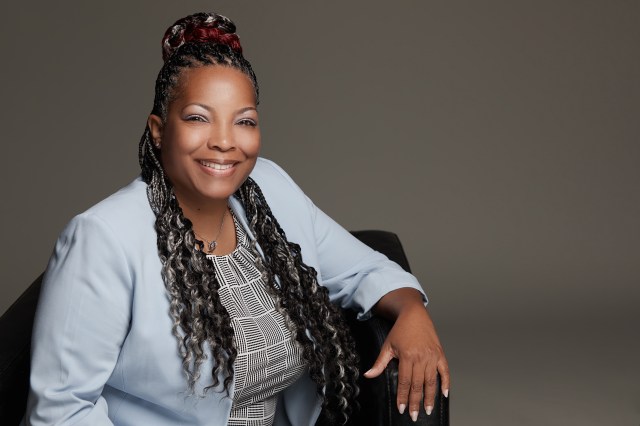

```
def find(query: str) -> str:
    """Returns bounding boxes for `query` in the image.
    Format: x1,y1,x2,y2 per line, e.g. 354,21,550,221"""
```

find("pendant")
208,241,217,251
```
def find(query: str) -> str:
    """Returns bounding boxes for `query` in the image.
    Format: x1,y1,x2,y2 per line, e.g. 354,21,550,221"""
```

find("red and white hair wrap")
161,13,242,62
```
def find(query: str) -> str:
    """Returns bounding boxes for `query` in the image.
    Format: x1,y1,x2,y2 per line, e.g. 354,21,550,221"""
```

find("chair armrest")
344,230,449,426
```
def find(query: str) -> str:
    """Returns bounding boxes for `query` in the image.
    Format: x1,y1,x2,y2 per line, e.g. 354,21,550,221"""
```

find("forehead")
170,65,256,106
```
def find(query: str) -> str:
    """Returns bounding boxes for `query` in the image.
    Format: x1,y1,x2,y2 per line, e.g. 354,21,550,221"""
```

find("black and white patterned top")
206,212,307,426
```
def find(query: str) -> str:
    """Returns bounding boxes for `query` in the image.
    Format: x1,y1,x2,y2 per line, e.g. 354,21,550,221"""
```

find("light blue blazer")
24,158,427,426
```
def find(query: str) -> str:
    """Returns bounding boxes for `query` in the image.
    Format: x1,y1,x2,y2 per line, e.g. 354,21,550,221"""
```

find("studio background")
1,1,638,424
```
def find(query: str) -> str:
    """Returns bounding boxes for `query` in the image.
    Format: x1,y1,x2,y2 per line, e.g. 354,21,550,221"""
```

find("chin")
201,182,245,200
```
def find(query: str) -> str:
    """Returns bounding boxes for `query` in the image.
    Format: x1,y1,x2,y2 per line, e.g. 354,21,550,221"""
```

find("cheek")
158,149,183,185
161,130,200,160
241,133,261,157
249,139,261,157
158,140,195,180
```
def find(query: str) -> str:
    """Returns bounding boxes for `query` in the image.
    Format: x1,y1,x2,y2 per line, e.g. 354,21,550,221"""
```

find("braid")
156,194,237,393
138,12,358,423
139,127,170,214
235,178,360,423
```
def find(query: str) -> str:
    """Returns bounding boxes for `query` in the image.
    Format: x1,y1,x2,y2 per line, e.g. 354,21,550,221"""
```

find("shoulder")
247,157,316,234
249,157,312,209
84,176,151,221
249,158,309,202
250,158,301,189
58,177,155,252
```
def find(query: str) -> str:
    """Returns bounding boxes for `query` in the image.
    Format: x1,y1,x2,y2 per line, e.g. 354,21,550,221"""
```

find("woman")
24,12,449,426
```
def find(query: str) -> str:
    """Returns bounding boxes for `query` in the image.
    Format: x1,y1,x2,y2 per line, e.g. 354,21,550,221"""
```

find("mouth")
198,160,236,171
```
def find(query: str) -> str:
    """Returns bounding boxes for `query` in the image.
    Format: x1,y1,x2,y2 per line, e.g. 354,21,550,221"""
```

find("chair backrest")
0,231,448,425
0,273,43,424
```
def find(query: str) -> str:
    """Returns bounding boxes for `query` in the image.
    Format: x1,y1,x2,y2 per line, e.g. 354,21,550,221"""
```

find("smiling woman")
22,11,448,426
147,66,261,254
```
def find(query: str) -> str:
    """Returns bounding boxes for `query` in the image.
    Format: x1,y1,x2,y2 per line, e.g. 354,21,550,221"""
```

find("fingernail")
426,406,433,415
410,410,418,422
444,388,449,398
398,404,406,414
364,369,372,376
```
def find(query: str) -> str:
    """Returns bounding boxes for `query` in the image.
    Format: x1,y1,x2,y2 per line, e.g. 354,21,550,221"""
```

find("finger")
423,361,437,415
438,358,451,398
396,358,412,415
364,345,394,379
408,362,425,422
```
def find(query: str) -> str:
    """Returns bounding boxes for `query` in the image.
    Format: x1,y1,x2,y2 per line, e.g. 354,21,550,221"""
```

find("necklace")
194,208,227,253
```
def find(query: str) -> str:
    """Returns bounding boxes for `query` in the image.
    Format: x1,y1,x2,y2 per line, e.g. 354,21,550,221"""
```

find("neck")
175,194,230,237
171,188,239,255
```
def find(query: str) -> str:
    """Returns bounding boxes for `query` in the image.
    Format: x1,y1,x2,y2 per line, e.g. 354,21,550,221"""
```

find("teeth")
200,161,234,170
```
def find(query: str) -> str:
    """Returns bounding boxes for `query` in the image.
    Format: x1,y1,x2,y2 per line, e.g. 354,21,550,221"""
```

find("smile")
199,160,235,170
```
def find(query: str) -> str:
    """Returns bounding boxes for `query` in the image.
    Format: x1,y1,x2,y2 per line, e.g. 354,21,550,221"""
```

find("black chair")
0,230,449,425
344,231,449,426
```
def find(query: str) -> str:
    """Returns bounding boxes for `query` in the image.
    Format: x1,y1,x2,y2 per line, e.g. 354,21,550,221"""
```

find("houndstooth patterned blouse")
207,211,307,426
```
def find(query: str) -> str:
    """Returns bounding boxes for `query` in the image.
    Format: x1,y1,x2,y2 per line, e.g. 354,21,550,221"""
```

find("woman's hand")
364,288,450,422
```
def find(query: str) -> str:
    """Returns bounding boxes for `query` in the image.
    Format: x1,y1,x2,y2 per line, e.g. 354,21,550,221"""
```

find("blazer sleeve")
263,160,428,320
25,213,133,425
310,201,428,319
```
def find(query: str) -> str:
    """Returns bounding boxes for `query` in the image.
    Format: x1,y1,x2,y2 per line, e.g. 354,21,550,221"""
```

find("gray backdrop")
1,1,638,424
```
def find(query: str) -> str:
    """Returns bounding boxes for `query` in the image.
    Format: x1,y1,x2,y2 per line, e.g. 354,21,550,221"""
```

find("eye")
237,118,257,127
185,115,207,122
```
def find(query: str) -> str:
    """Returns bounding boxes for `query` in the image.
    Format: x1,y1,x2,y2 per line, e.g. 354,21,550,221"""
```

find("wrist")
373,287,426,320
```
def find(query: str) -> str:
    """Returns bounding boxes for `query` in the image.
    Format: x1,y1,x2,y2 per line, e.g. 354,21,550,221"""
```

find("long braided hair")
138,12,359,423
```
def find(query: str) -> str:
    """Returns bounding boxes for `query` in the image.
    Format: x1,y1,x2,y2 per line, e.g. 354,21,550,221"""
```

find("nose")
207,123,235,151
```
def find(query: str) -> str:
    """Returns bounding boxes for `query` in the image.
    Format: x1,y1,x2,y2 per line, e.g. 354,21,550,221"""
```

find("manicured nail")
410,410,418,422
398,404,406,414
426,406,433,415
444,388,449,398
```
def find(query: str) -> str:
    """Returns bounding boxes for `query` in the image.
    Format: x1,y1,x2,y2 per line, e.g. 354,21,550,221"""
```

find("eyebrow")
184,103,257,114
237,106,258,114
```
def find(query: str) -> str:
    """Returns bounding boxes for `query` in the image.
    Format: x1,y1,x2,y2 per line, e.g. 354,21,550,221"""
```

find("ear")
147,114,164,148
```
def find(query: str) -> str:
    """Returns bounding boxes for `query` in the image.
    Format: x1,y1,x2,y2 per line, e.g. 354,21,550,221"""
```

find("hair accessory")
162,12,242,62
194,208,227,253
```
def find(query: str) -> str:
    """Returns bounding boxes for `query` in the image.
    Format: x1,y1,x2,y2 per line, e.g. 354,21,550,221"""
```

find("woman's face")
148,65,260,209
